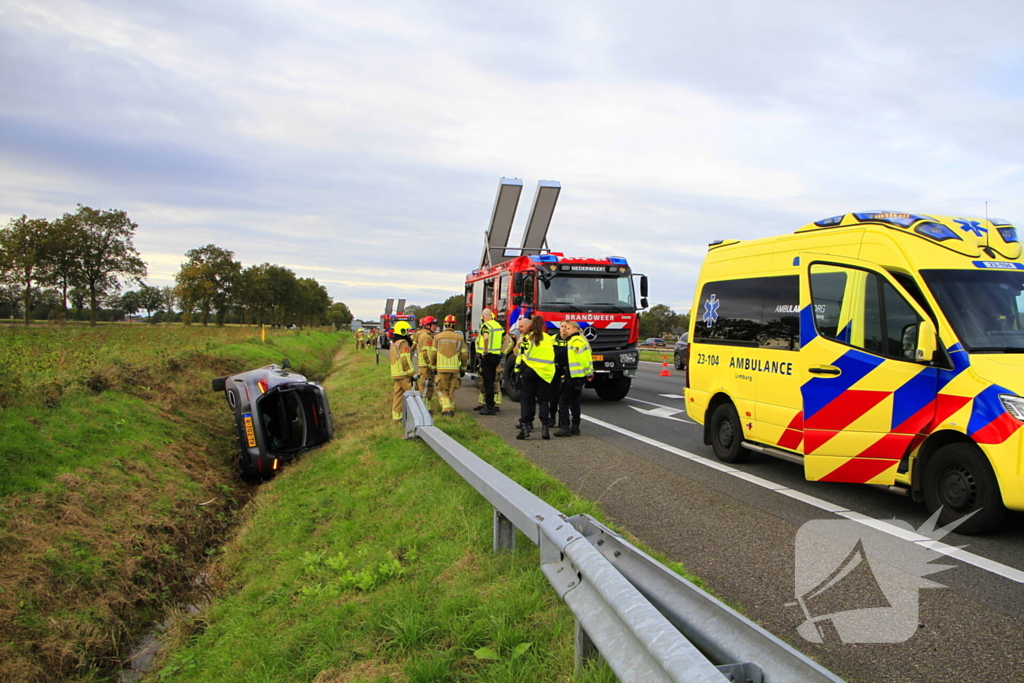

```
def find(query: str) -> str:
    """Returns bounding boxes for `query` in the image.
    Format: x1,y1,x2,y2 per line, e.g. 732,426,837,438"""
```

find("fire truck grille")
589,328,631,351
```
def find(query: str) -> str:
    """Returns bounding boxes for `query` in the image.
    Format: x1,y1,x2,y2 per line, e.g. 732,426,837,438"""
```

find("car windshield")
539,274,635,310
922,269,1024,352
258,387,330,453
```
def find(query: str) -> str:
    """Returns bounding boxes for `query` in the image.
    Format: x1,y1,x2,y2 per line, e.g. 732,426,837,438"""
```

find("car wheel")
709,402,751,463
211,376,227,392
674,352,684,371
923,443,1005,535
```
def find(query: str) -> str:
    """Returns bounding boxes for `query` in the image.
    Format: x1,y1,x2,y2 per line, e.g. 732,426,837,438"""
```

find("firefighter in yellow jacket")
434,315,467,417
354,327,365,349
389,320,415,421
412,316,437,406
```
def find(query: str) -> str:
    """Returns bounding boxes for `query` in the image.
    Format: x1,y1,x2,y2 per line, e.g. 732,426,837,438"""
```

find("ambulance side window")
811,264,922,362
760,275,800,350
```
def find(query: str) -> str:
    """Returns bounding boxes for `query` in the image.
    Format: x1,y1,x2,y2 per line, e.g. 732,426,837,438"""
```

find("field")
1,325,704,682
0,324,340,683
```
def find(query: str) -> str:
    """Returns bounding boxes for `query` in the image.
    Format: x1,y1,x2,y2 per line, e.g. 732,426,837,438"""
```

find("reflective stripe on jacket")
389,339,414,378
477,319,505,355
567,333,594,378
434,330,467,373
518,333,556,383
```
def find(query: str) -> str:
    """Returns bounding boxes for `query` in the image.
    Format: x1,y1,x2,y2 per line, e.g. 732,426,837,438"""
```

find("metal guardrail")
402,391,845,683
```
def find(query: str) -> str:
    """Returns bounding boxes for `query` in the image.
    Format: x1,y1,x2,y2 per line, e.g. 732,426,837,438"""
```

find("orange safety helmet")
419,315,436,327
442,314,457,329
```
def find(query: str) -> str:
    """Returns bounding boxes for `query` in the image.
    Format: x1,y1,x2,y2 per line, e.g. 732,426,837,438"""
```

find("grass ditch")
152,339,707,682
0,325,342,683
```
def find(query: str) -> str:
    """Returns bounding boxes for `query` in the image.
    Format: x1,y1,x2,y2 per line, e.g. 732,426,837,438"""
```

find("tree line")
0,206,352,328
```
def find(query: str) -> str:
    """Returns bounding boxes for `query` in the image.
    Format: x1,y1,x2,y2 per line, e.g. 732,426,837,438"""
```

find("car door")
799,254,938,485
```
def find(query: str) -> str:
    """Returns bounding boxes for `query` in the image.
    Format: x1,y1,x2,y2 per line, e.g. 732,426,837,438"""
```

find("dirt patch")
313,659,407,683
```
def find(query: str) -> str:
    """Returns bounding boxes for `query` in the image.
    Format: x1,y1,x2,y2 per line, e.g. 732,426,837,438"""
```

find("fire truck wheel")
923,443,1005,535
709,402,751,463
504,355,521,402
594,376,631,401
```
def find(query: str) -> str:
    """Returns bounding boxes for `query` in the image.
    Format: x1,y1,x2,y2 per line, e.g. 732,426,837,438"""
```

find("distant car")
643,338,667,347
673,333,689,370
211,359,334,481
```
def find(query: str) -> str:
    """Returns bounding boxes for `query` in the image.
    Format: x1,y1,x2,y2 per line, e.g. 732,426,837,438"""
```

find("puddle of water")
117,574,211,681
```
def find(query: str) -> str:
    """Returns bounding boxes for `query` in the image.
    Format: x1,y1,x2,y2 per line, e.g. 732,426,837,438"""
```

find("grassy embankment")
0,324,341,683
639,348,675,363
152,341,708,682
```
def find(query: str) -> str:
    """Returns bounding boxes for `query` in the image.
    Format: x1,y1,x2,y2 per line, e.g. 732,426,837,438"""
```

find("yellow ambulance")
684,211,1024,534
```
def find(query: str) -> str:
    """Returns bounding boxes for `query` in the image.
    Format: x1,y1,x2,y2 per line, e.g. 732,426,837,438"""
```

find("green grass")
640,348,675,363
155,343,623,682
0,326,344,683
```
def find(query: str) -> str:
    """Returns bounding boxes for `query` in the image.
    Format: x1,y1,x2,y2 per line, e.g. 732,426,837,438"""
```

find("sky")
3,0,1024,320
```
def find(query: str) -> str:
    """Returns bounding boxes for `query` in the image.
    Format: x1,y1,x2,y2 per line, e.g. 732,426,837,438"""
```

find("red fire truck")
378,298,416,350
466,179,648,401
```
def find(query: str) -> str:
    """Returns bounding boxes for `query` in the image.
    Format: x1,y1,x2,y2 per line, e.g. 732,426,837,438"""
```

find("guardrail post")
402,390,433,439
574,621,599,672
493,509,516,553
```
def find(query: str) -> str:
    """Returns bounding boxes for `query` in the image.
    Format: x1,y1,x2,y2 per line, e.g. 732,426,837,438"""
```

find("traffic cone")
659,355,672,377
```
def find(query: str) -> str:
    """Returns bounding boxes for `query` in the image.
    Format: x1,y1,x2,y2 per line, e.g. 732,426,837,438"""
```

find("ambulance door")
799,254,938,485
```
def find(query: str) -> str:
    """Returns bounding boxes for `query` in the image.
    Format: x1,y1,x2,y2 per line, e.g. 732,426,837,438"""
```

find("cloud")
3,0,1024,319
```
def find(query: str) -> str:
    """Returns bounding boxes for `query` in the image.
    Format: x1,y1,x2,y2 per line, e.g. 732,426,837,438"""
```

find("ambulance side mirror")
915,319,937,362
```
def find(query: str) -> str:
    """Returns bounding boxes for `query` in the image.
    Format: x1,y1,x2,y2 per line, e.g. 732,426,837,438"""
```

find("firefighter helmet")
443,314,457,329
393,320,411,336
419,315,436,327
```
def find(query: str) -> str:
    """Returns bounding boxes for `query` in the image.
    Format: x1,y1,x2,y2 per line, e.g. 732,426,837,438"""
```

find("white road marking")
658,393,684,399
580,413,1024,584
628,405,692,423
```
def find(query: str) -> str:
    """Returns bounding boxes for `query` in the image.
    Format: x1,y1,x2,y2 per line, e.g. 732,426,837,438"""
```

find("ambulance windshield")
539,274,635,311
922,269,1024,352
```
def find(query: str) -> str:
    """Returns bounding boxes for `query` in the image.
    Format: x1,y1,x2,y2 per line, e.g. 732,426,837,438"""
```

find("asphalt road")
456,362,1024,683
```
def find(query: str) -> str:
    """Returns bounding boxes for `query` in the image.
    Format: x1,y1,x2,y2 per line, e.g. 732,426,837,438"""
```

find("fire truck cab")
466,178,647,402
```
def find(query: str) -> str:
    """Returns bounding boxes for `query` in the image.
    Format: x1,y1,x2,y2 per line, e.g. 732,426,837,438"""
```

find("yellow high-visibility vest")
567,334,594,378
519,333,556,383
389,339,413,378
477,319,505,355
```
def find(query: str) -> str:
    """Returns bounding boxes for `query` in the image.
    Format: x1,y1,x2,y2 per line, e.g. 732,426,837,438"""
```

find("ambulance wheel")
923,443,1005,535
710,403,751,464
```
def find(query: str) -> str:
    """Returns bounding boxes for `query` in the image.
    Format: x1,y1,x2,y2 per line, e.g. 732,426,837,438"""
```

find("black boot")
516,422,530,440
554,426,571,437
541,423,551,440
570,423,580,435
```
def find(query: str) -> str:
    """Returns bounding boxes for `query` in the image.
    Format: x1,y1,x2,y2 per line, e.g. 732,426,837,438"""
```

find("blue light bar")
528,254,559,263
607,256,628,266
998,227,1019,243
914,222,962,242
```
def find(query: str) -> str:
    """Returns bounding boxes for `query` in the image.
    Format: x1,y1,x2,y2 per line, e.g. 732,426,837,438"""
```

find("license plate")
592,355,604,361
243,414,257,447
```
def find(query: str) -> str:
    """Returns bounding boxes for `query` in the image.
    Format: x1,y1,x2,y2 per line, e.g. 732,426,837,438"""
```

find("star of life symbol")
953,218,987,237
702,294,720,327
789,509,973,644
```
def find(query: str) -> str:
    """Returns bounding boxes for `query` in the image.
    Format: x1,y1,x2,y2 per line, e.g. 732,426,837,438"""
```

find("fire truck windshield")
538,273,636,310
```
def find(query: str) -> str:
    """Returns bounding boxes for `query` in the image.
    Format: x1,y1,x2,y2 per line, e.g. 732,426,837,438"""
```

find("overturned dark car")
211,359,334,481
